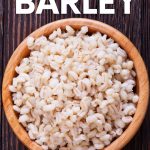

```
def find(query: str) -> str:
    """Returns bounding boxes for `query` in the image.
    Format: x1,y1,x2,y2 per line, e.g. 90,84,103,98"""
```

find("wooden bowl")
2,18,149,150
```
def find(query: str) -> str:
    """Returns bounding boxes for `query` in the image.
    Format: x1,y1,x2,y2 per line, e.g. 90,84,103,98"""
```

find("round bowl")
2,18,149,150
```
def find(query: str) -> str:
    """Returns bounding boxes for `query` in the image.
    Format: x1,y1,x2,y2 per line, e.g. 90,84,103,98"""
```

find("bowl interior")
2,18,149,150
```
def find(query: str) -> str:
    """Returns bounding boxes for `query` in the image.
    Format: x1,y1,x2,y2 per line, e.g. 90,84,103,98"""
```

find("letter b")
16,0,35,14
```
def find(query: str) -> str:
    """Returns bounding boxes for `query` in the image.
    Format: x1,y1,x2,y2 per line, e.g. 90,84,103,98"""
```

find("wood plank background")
0,0,150,149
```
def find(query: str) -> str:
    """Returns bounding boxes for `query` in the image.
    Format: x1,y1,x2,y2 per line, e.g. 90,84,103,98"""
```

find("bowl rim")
2,18,149,150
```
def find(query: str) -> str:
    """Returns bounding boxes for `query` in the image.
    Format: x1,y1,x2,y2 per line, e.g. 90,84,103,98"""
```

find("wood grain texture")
0,0,150,150
0,0,3,148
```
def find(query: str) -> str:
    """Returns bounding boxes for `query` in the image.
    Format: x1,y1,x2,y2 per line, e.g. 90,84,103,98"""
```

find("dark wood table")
0,0,150,149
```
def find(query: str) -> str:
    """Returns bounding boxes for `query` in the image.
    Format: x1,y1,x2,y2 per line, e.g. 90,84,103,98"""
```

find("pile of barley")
9,26,139,150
